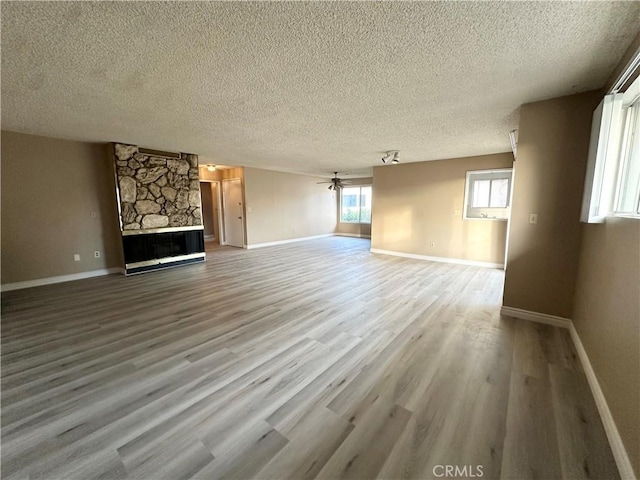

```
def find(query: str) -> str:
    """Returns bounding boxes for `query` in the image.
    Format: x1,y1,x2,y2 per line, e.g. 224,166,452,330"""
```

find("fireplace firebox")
122,229,205,274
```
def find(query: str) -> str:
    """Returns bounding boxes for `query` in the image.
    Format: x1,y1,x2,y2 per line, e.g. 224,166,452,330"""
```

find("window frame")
612,91,640,216
581,73,640,222
463,169,513,221
339,185,372,224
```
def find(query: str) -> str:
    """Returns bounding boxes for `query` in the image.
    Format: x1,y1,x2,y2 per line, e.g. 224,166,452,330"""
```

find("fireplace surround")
111,143,205,274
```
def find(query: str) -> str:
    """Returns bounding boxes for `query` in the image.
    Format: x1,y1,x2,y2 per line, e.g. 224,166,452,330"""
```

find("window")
464,169,513,220
340,186,372,223
614,95,640,214
582,72,640,222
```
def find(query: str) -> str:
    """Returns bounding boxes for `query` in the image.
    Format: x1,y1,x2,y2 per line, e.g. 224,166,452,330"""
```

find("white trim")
504,160,517,269
246,234,334,249
1,268,122,292
334,233,371,239
609,46,640,94
501,305,636,479
569,324,637,480
122,225,204,236
125,252,206,270
370,248,504,269
499,306,572,329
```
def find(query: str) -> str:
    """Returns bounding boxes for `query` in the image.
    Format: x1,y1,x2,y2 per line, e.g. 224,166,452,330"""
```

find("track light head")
381,151,400,165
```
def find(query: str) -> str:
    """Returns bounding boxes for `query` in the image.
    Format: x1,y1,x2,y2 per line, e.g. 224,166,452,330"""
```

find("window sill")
611,213,640,220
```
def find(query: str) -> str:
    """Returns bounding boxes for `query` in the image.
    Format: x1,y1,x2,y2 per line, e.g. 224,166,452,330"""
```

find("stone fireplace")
112,143,205,274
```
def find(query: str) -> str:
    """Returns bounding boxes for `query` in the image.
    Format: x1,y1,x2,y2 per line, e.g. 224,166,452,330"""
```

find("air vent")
138,147,181,158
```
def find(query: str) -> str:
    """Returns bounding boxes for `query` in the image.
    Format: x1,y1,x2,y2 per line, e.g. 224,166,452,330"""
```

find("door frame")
221,177,246,247
199,179,224,244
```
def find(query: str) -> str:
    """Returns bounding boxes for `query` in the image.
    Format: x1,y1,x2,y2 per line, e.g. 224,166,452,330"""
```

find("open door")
222,178,244,248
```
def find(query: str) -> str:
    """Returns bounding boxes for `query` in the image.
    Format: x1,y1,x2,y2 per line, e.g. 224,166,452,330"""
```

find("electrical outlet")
454,210,461,216
94,251,101,258
529,213,538,224
74,254,80,262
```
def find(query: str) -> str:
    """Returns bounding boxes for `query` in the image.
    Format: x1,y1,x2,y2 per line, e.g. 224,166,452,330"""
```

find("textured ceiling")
2,2,639,178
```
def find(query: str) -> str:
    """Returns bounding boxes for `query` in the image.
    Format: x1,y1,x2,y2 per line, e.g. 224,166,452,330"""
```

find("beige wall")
336,177,372,237
571,46,640,477
243,167,336,245
371,153,513,264
573,218,640,476
503,91,601,317
1,131,122,284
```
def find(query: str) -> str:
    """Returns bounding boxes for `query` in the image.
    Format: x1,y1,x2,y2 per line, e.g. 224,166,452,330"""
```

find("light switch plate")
529,213,538,224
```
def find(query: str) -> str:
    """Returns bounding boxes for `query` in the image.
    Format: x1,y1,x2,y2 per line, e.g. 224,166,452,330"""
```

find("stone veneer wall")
113,143,202,230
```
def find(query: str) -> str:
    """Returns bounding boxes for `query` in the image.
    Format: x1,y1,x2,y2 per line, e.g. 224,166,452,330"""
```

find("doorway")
199,180,223,245
222,178,245,248
200,182,216,242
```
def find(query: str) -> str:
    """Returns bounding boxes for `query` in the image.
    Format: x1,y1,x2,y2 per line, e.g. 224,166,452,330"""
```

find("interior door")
222,178,244,248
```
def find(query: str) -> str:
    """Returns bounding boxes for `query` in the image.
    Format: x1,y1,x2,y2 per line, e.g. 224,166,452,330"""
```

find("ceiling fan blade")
319,173,351,187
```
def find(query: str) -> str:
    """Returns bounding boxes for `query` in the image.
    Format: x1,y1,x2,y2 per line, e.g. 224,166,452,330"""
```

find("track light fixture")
382,151,400,164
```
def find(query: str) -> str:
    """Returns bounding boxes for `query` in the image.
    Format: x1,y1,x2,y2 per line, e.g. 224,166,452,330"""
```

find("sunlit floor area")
1,237,617,479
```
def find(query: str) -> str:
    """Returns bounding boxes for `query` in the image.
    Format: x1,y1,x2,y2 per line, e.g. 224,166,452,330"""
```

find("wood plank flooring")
1,237,618,479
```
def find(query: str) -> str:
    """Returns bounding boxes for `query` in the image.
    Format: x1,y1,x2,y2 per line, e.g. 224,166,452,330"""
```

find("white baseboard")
500,306,572,329
370,248,504,269
501,305,635,479
246,233,334,250
335,233,372,239
1,267,123,292
569,324,636,480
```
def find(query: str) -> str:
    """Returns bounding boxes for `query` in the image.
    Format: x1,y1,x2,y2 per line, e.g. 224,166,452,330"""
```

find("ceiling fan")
317,172,352,190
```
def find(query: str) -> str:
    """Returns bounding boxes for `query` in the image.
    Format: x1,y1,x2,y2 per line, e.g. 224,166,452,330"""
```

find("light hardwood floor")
1,237,618,480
